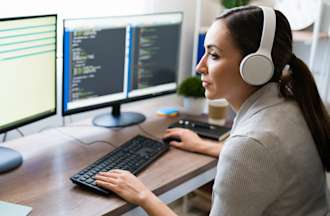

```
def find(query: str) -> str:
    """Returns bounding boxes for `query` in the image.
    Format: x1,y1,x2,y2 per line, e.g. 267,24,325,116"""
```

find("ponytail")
279,54,330,171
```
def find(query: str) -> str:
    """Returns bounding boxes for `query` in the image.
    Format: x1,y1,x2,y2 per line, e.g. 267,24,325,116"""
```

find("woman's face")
196,20,245,101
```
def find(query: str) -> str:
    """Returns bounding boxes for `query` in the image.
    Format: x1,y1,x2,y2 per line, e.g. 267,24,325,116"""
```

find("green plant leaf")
177,76,205,98
221,0,250,9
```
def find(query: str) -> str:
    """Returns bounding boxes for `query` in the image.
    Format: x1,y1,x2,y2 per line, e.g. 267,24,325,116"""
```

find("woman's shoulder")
221,133,285,171
228,125,281,151
231,98,310,150
222,134,278,160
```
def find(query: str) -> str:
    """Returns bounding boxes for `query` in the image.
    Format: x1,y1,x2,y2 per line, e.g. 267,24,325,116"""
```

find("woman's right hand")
95,169,155,206
96,170,178,216
163,128,207,153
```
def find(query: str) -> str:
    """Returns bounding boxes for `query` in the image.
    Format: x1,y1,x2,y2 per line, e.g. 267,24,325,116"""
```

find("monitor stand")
0,146,23,173
93,104,146,128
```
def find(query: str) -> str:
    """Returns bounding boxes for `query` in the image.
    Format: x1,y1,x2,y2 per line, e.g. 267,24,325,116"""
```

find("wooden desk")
0,95,218,216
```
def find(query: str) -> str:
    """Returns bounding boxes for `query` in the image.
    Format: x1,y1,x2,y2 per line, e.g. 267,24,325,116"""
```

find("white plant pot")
183,97,205,115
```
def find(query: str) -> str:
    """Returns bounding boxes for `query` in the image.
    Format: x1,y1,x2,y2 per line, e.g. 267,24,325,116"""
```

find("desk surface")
0,95,218,216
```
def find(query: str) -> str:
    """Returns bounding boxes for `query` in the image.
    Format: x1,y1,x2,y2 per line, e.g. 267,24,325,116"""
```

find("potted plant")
221,0,250,9
177,76,205,115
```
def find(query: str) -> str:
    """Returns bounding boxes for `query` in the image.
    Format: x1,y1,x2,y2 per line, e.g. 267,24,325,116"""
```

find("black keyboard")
70,135,169,195
168,119,231,140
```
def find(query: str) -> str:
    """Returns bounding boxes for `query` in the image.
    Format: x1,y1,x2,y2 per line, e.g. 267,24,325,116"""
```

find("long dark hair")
217,6,330,171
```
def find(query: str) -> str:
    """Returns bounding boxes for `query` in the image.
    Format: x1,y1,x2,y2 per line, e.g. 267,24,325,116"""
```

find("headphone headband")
239,6,276,86
258,6,276,57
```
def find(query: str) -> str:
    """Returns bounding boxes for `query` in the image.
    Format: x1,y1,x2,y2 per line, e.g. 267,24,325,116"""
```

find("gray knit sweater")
210,82,330,216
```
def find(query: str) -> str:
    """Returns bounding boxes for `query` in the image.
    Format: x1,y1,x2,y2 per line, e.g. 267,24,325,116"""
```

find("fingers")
164,128,195,137
110,169,130,174
95,180,117,190
97,169,130,177
163,128,184,139
96,169,133,181
96,170,131,191
95,174,116,182
169,140,182,148
165,128,184,134
97,172,116,177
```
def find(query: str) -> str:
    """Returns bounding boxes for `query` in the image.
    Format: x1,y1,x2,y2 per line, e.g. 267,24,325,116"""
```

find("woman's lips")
202,81,210,88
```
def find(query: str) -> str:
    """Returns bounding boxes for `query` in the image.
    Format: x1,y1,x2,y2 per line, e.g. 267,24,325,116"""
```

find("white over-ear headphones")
240,6,276,86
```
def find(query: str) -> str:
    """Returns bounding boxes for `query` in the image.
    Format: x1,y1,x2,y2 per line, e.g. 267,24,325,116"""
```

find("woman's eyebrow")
206,44,222,52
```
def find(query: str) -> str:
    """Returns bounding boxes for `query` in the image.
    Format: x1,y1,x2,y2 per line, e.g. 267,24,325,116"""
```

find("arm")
195,139,224,157
95,170,177,216
210,136,281,216
141,193,177,216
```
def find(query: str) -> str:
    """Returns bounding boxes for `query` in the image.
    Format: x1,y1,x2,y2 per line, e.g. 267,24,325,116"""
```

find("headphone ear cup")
240,54,274,86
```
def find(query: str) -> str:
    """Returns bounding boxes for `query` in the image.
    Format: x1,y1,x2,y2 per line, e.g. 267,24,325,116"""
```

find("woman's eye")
208,52,219,60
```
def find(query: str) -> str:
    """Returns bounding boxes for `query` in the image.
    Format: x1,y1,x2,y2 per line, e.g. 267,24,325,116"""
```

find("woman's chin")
205,92,216,100
205,91,223,100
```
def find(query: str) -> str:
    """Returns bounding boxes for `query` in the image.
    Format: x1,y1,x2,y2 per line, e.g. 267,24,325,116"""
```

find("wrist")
140,191,160,209
140,192,177,216
198,140,222,157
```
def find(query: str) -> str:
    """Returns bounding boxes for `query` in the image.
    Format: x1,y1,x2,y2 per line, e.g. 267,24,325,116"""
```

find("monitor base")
0,146,23,173
93,112,146,128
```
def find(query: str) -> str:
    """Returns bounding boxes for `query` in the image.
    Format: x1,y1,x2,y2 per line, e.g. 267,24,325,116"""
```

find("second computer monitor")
127,14,181,98
63,12,182,127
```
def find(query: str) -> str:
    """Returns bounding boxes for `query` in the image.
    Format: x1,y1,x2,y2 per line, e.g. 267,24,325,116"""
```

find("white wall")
200,0,222,28
198,0,274,29
0,0,198,140
292,3,330,110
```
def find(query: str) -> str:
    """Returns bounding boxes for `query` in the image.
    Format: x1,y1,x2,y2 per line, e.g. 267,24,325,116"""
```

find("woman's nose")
195,54,208,75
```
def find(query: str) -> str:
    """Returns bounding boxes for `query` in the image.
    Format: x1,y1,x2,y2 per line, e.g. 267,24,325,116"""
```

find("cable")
2,133,7,143
16,129,24,137
137,124,162,141
1,130,24,142
38,125,56,133
55,128,118,149
1,130,22,143
39,124,113,133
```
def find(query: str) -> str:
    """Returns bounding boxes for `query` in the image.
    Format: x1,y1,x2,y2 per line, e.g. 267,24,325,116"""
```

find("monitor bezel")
62,11,183,116
0,14,57,134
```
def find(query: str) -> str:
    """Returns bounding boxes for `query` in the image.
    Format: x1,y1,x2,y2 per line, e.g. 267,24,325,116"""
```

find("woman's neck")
226,85,258,112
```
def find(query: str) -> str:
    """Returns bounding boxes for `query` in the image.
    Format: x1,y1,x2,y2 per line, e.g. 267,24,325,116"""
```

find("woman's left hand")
163,128,206,153
95,170,154,206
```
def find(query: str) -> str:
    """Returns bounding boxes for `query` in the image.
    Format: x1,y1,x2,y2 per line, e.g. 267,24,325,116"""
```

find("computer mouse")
162,136,181,144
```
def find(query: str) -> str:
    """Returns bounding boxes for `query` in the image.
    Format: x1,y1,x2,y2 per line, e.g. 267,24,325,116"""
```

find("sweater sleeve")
210,135,281,216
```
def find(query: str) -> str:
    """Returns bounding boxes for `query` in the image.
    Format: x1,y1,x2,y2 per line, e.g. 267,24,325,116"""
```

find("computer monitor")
63,12,182,127
0,15,57,173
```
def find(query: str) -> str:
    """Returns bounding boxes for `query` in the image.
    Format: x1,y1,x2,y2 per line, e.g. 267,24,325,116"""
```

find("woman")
95,6,330,215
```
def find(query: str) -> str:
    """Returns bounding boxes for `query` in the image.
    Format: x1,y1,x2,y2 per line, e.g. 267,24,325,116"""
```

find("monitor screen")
127,14,181,98
62,12,182,117
0,15,57,134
